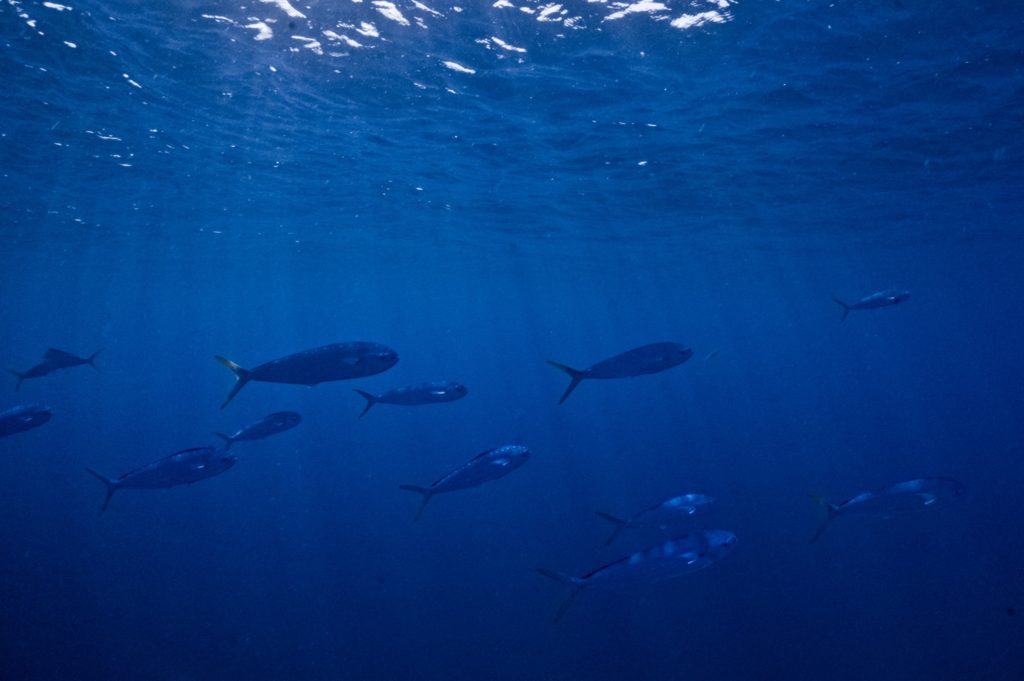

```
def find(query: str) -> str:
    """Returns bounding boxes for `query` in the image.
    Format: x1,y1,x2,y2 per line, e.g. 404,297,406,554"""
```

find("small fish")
831,290,910,322
214,411,302,450
353,381,468,418
399,444,530,521
0,404,53,438
215,342,399,408
547,342,694,404
596,493,714,546
10,347,102,390
86,445,238,512
809,477,966,542
537,529,737,622
703,350,719,361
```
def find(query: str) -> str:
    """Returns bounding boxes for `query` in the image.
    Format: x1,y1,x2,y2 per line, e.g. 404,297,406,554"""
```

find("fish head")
667,344,694,364
497,444,530,466
703,529,738,558
216,454,239,472
270,411,303,429
372,347,400,370
21,405,53,426
889,290,911,304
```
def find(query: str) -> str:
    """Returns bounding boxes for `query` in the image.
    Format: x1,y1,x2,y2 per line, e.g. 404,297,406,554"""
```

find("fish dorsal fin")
469,447,496,462
43,348,77,361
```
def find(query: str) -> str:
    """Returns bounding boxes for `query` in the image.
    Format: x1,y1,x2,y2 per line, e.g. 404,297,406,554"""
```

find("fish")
809,477,966,542
399,444,530,521
595,493,715,546
537,529,738,622
352,381,468,417
547,342,694,404
86,445,238,512
0,404,53,438
10,347,102,390
831,290,910,322
215,342,399,408
214,411,302,450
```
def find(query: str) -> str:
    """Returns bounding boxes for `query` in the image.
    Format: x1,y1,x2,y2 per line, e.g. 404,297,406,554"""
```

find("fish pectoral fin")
917,493,938,506
686,507,696,515
491,457,511,467
342,357,361,365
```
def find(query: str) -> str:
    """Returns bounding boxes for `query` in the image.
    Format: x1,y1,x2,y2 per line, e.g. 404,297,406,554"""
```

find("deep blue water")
2,1,1023,679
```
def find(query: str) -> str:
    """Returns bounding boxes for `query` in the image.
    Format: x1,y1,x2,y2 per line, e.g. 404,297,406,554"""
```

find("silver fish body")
810,477,965,542
87,445,238,512
0,404,53,437
216,342,398,408
215,411,302,449
547,342,693,404
596,493,714,545
353,381,467,417
399,444,530,520
537,529,737,621
832,290,910,322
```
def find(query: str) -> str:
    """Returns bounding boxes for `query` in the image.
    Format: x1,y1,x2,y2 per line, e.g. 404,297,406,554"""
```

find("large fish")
214,411,302,450
215,342,399,408
0,404,53,438
831,290,910,322
537,529,738,622
809,477,965,542
547,342,693,404
10,347,102,391
596,493,714,546
86,445,238,512
353,381,468,418
399,444,530,521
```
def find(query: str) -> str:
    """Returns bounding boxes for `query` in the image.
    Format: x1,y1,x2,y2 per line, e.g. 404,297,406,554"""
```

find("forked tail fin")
398,485,434,521
213,432,234,451
536,568,586,623
86,468,118,513
215,355,253,409
87,348,104,370
832,298,851,323
546,360,585,405
10,370,24,391
595,511,628,546
809,494,840,543
353,389,378,418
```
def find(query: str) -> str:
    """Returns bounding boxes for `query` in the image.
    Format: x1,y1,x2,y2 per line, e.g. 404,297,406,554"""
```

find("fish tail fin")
87,348,104,370
9,370,24,391
215,355,252,409
595,511,628,546
808,494,840,543
353,389,377,418
213,432,234,450
536,568,585,623
546,360,585,405
399,485,434,521
832,298,850,323
86,468,118,513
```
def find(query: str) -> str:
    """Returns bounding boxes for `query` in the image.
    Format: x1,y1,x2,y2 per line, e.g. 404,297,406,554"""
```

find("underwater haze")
2,1,1023,679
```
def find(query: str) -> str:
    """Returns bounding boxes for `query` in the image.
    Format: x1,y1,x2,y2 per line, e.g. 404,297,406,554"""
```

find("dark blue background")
2,1,1023,679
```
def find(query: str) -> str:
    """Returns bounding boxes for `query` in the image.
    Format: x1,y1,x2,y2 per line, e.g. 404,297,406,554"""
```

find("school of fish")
1,290,969,621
